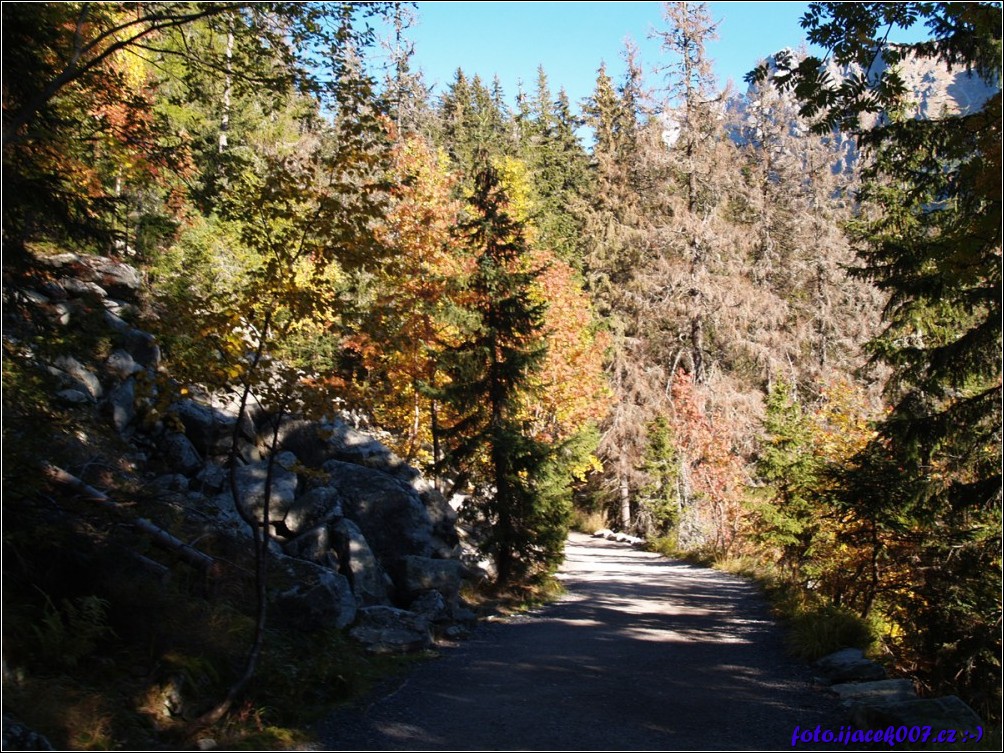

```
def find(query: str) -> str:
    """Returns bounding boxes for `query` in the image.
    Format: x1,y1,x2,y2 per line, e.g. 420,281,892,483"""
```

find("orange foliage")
342,135,466,462
527,249,611,443
670,370,747,552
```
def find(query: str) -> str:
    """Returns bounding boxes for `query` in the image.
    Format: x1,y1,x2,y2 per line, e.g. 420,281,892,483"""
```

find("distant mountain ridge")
753,44,998,123
712,45,1000,172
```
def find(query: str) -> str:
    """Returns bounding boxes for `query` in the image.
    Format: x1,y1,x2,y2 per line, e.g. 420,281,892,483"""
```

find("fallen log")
43,463,218,575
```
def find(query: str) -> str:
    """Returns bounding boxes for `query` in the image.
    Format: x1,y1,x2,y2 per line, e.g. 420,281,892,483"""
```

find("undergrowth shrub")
787,604,875,660
570,507,609,534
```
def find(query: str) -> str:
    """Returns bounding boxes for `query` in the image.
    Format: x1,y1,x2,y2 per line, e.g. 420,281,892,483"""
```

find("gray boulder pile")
17,252,476,653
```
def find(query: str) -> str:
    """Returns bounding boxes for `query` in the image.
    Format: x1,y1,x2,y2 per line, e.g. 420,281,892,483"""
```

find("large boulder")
331,518,390,606
51,355,103,401
87,256,143,298
321,460,434,564
105,349,142,380
208,390,258,442
39,252,142,300
272,555,357,631
814,648,887,683
275,418,332,468
230,452,299,535
849,695,983,733
60,278,107,299
108,378,136,433
2,712,53,751
284,525,339,569
275,418,410,476
415,483,460,557
161,432,203,475
831,679,917,707
395,555,463,602
193,462,227,495
326,422,415,478
170,398,235,457
281,486,342,537
122,327,160,370
349,606,432,655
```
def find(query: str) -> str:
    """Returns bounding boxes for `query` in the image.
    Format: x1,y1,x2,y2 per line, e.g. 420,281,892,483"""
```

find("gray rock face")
61,278,107,298
809,651,980,749
106,349,142,380
88,256,143,298
230,452,300,533
275,419,330,467
122,328,160,369
409,590,448,622
273,556,357,631
52,355,103,400
24,253,470,646
327,421,405,472
332,518,389,606
2,712,53,751
150,473,189,493
194,462,227,495
282,486,342,537
418,485,461,556
831,679,916,707
162,432,203,475
171,399,234,457
322,460,434,564
108,378,136,433
284,525,338,569
55,388,90,405
276,418,411,477
208,391,258,441
349,606,432,654
397,555,462,602
814,648,887,683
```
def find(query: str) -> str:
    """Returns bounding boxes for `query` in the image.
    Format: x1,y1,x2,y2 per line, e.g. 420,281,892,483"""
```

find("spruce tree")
437,161,562,585
521,68,591,266
751,381,821,578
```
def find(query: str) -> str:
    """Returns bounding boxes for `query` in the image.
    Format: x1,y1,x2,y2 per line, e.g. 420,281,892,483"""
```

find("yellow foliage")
492,156,536,229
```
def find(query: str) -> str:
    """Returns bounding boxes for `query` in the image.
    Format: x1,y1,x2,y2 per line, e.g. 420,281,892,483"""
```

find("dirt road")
315,532,843,750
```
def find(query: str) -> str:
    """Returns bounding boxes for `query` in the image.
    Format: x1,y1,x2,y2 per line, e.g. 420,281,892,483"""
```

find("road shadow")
315,533,845,751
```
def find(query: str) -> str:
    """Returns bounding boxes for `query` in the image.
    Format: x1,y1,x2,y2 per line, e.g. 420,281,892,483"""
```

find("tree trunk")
618,452,631,530
431,399,441,493
219,17,234,152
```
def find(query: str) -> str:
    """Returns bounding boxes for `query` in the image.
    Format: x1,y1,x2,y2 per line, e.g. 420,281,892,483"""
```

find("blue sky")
389,2,820,109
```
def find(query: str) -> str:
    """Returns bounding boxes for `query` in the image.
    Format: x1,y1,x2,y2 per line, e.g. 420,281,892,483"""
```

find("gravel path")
314,532,844,750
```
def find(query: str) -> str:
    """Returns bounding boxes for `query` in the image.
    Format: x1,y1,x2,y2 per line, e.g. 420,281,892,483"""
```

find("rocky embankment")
9,252,477,654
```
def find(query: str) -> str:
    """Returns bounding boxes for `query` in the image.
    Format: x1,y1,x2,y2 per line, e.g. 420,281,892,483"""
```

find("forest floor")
311,532,846,751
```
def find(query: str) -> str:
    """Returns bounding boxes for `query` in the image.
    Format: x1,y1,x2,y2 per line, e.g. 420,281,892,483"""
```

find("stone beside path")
812,647,984,736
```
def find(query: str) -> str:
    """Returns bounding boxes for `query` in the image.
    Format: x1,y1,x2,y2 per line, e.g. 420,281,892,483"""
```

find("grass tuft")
787,604,875,660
